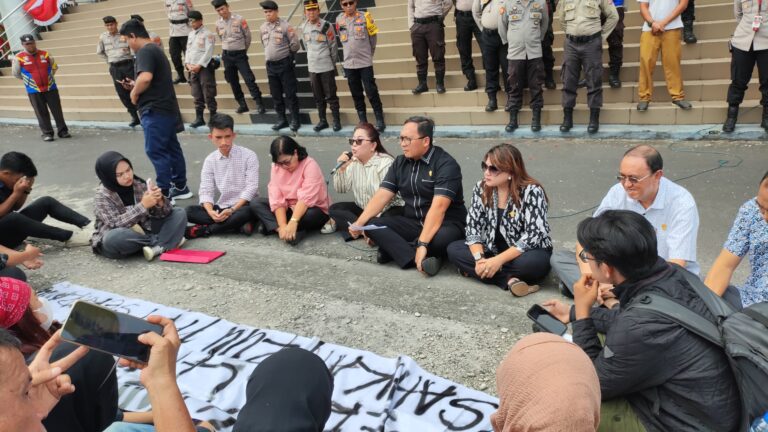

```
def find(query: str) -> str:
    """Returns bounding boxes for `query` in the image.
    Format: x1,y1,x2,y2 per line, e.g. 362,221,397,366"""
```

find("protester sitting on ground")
0,151,92,249
349,116,467,277
185,114,259,239
492,333,601,432
91,151,186,262
0,327,89,432
705,170,768,308
327,122,404,240
104,315,333,432
550,144,700,298
447,144,552,296
0,243,43,281
0,277,118,432
250,136,331,246
543,210,740,431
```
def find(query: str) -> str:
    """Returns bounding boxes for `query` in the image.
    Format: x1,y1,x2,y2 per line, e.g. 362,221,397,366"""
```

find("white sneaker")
65,229,93,248
320,220,336,234
142,245,165,261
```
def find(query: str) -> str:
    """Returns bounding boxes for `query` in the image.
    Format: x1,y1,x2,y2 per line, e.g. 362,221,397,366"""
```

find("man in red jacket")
11,34,71,142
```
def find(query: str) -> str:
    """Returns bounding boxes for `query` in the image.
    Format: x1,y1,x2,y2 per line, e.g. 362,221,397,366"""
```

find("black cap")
260,0,278,10
103,15,117,24
211,0,228,7
304,0,319,10
20,34,35,43
188,10,203,20
129,14,144,22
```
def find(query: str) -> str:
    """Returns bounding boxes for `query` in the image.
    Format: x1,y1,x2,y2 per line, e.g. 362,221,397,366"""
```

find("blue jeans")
140,109,188,193
104,423,209,432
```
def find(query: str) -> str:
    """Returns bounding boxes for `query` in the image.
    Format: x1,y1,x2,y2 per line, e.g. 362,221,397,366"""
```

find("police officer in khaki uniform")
260,0,301,131
555,0,617,133
336,0,386,131
185,10,217,128
473,0,509,111
300,0,341,132
212,0,266,115
166,0,194,84
408,0,453,94
97,16,139,127
722,0,768,132
499,0,548,132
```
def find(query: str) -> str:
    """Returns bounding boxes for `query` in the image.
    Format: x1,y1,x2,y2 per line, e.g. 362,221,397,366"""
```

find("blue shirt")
724,198,768,306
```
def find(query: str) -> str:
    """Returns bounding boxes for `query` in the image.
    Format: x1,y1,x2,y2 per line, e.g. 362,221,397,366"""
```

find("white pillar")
0,0,37,53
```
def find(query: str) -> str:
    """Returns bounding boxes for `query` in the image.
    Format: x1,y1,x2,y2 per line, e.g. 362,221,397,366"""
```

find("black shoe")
253,95,266,114
587,108,600,134
485,95,498,112
173,76,187,85
531,108,541,132
683,22,697,44
272,119,289,131
332,111,342,131
374,110,386,132
58,131,72,138
129,113,141,127
289,119,300,132
560,108,573,132
357,110,368,123
722,105,738,133
608,73,621,88
505,110,519,132
169,185,193,200
672,100,692,110
313,119,329,132
240,222,254,236
436,82,446,94
544,75,556,90
464,75,477,91
761,106,768,131
421,256,442,277
412,81,428,94
376,249,392,264
190,111,205,128
42,135,54,142
236,101,250,114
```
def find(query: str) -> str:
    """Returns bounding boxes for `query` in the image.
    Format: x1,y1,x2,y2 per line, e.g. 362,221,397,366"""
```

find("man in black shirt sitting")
349,116,466,276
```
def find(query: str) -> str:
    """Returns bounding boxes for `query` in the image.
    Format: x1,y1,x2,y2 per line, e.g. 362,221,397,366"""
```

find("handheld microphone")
330,152,353,175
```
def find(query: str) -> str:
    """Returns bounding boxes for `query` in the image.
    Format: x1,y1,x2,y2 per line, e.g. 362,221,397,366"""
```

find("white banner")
41,282,499,432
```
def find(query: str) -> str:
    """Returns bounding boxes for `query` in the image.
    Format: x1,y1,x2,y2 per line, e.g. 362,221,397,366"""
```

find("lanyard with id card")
754,0,763,31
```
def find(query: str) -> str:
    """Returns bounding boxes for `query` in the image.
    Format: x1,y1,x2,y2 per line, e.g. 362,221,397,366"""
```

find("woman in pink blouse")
250,136,331,246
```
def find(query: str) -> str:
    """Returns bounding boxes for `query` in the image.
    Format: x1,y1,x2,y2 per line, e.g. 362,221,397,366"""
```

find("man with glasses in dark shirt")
349,116,466,276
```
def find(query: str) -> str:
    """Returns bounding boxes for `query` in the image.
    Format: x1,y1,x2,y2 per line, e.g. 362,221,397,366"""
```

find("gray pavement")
0,124,765,394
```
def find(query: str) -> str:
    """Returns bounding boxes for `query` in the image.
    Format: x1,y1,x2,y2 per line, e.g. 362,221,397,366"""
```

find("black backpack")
627,268,768,432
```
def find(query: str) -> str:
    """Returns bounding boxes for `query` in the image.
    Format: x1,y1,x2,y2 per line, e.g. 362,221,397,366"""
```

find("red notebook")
159,249,225,264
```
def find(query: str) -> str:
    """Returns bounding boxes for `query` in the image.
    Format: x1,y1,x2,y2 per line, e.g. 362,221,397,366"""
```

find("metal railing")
0,1,34,62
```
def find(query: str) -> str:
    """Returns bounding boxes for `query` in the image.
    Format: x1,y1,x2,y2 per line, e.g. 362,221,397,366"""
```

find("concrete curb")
2,117,767,141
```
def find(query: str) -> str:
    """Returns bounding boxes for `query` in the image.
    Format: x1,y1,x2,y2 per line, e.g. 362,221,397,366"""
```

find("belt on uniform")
455,10,473,16
482,27,499,33
169,18,188,24
222,49,246,55
110,59,134,66
413,16,440,24
565,31,601,43
266,56,291,65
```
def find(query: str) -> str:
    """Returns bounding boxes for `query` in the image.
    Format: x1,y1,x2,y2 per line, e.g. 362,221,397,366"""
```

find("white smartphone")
146,178,154,191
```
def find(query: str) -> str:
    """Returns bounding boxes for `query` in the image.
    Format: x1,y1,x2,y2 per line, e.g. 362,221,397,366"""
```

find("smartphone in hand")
527,304,568,336
146,178,155,191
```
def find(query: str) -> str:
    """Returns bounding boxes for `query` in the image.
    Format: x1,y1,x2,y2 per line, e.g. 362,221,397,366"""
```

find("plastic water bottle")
751,412,768,432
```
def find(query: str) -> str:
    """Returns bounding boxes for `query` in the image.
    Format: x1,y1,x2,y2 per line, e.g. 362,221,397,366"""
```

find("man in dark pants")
0,152,91,249
11,35,71,142
301,0,341,132
259,0,301,131
604,0,625,88
682,0,697,43
165,0,193,84
473,0,509,111
409,0,453,94
455,0,481,90
349,117,467,277
97,16,140,127
185,10,218,128
541,0,556,89
212,0,266,114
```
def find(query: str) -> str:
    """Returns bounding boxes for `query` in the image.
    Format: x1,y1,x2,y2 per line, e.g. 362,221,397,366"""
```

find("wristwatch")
472,251,484,262
416,240,429,249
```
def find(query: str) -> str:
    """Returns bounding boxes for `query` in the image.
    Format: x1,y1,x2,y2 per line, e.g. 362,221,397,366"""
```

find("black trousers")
108,60,137,117
682,0,695,23
411,21,446,76
366,215,464,269
455,12,481,76
223,49,262,102
561,36,603,108
189,66,218,112
28,89,68,137
266,57,300,118
0,265,26,281
727,45,768,106
329,202,404,241
309,70,340,114
542,0,556,77
446,240,552,289
603,7,625,70
185,204,254,234
0,196,90,248
508,57,545,110
345,66,384,113
250,197,328,239
168,36,188,77
480,28,509,95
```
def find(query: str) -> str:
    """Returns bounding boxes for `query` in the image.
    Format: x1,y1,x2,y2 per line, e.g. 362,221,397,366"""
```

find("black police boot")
531,108,542,132
173,71,187,85
128,110,140,128
436,72,446,94
722,105,739,133
761,106,768,131
189,109,205,128
207,110,217,127
289,111,301,132
464,72,477,91
314,110,329,132
608,66,622,88
683,21,697,44
374,109,386,132
357,110,368,123
485,93,498,112
412,74,429,94
253,94,266,114
272,113,289,131
236,99,249,114
560,108,573,132
505,110,519,132
331,109,342,132
587,108,600,134
544,70,556,90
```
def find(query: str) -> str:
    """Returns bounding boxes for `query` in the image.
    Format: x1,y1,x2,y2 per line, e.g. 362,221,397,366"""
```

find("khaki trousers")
638,28,685,102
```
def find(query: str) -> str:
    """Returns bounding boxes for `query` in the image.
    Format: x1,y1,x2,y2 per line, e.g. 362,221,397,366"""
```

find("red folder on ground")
159,249,225,264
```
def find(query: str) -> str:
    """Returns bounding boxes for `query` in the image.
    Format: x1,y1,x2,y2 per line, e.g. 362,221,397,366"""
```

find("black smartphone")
61,301,163,363
526,304,568,336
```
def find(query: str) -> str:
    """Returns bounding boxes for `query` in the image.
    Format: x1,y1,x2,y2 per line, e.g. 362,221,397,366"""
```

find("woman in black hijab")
91,151,187,261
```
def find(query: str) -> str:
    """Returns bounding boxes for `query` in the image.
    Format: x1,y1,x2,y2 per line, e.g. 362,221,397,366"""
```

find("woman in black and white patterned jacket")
446,143,552,296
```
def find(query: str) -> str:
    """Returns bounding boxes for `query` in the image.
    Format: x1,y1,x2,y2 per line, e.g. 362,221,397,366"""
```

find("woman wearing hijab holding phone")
91,151,187,261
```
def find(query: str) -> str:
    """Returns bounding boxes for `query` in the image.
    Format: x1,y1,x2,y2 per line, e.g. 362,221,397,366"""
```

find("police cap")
304,0,319,10
188,10,203,21
19,34,35,43
260,0,278,10
103,15,117,24
130,14,145,22
211,0,228,8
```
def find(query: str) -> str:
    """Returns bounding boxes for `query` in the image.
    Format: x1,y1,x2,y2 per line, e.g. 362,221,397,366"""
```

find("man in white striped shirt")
184,114,260,238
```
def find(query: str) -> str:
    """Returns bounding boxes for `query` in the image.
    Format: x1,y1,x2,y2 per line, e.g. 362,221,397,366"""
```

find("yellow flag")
365,11,379,36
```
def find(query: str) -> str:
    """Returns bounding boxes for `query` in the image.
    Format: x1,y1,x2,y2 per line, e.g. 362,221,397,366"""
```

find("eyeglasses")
348,138,371,146
481,162,500,175
398,135,425,145
756,198,768,216
341,2,354,6
115,167,133,179
578,249,600,264
616,173,653,185
275,154,294,167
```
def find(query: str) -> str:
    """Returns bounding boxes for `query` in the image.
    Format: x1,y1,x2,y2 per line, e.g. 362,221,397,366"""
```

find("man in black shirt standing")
349,116,466,276
119,19,193,202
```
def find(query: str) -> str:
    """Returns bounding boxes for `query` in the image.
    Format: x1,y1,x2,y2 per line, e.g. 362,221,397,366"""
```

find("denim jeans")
140,109,188,193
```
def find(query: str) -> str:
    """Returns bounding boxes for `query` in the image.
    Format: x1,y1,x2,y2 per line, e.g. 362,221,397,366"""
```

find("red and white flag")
23,0,67,26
